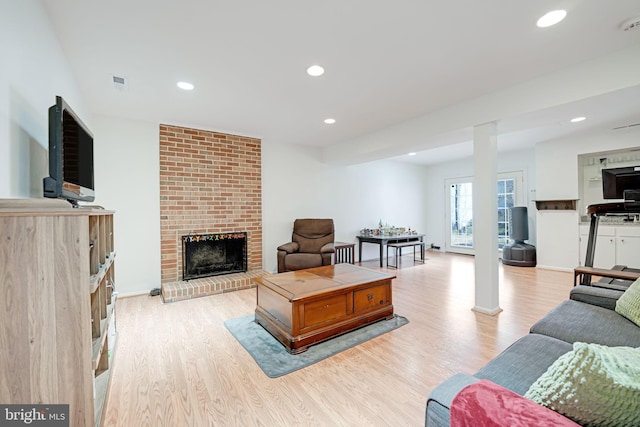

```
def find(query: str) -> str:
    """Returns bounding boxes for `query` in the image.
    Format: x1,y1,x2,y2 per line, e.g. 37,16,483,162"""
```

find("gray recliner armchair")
277,218,335,273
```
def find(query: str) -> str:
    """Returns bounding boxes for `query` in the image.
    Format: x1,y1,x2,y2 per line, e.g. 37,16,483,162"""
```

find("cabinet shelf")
94,369,112,427
92,300,116,371
0,199,116,427
89,252,116,294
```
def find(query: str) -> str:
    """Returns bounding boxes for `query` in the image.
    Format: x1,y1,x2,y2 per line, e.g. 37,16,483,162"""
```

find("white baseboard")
536,265,573,273
115,289,154,298
472,305,503,316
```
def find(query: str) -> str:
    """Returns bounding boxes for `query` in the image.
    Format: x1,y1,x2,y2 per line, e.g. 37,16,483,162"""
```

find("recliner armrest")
569,285,624,311
277,242,299,253
320,243,335,254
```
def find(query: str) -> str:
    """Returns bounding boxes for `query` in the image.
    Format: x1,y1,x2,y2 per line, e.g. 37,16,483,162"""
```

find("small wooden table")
333,241,355,264
254,264,395,354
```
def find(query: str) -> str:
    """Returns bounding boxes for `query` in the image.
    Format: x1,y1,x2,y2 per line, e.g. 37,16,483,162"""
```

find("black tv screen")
602,166,640,199
43,96,95,204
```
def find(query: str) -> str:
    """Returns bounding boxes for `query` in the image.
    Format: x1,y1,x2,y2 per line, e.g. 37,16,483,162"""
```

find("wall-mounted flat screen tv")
602,166,640,199
43,96,95,205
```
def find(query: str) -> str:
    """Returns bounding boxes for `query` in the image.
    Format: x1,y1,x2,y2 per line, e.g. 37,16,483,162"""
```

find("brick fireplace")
182,232,247,280
159,124,266,302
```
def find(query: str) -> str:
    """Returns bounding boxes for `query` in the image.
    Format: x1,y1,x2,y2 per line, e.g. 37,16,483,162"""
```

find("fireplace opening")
182,232,247,280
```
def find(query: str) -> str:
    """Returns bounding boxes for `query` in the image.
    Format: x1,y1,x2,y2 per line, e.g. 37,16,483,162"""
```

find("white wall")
262,142,429,272
535,128,640,270
0,1,89,198
424,147,536,251
0,3,161,297
92,116,161,296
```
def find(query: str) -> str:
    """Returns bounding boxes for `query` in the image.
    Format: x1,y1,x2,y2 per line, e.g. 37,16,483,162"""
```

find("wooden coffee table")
254,264,395,354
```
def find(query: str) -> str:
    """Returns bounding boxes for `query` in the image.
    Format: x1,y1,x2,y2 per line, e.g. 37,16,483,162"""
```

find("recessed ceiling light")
307,65,325,77
408,152,417,156
324,118,336,124
537,10,567,28
177,81,194,90
570,116,586,123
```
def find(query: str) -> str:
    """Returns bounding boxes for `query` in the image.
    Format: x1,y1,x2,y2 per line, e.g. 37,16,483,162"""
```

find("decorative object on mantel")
535,200,578,211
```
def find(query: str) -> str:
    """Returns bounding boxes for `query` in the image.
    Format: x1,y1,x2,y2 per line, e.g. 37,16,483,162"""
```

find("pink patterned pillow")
450,380,579,427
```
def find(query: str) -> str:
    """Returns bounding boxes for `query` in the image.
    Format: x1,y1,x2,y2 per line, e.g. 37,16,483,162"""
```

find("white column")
472,122,502,315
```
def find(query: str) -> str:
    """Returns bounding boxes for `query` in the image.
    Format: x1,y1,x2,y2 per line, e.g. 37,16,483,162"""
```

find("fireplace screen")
182,232,247,280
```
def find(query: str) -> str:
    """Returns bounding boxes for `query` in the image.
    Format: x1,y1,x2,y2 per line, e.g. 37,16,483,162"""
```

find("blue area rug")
224,314,409,378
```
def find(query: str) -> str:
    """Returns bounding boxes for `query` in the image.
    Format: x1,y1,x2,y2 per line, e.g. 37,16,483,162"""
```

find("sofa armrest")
426,373,479,427
569,285,625,311
450,380,580,426
320,243,335,254
277,242,299,254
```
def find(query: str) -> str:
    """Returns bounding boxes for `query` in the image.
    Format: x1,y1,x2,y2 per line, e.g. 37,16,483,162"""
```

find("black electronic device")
43,96,95,205
623,189,640,209
602,166,640,200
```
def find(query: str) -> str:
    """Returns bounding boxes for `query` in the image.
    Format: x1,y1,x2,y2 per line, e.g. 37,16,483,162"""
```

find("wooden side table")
333,242,355,264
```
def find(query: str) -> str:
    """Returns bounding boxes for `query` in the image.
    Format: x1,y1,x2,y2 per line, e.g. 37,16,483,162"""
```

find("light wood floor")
102,251,573,427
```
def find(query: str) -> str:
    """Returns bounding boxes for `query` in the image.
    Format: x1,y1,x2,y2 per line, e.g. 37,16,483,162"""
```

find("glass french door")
446,179,474,254
497,178,516,249
445,172,523,254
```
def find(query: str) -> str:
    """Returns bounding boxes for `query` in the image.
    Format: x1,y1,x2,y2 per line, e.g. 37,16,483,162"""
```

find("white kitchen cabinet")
579,224,640,268
616,227,640,267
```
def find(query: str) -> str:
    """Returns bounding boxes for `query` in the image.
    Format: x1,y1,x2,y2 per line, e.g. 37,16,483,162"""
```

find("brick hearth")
161,270,268,303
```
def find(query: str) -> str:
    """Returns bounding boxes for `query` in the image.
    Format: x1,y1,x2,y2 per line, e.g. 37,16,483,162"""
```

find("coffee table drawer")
354,284,390,313
303,294,348,327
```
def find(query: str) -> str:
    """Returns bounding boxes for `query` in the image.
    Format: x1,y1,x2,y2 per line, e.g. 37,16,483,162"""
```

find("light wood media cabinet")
0,198,116,427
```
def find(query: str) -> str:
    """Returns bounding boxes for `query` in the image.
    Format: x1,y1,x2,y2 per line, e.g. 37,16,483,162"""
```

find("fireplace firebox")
182,232,247,280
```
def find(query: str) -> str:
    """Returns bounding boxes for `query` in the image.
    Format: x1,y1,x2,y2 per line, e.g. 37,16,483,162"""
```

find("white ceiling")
390,84,640,165
42,0,640,165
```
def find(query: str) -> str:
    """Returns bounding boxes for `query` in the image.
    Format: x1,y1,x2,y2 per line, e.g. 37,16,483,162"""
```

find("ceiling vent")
112,75,128,92
620,17,640,31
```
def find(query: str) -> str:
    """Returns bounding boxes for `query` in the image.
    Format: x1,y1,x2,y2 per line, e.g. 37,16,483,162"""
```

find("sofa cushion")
284,253,323,271
530,299,640,347
525,342,640,427
615,278,640,327
475,333,572,395
292,218,334,253
570,285,624,310
451,379,579,426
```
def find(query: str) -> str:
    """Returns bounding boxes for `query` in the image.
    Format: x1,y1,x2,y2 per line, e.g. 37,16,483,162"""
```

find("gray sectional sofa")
425,285,640,426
